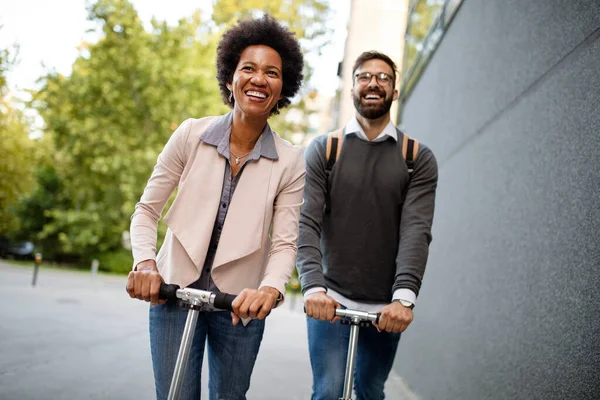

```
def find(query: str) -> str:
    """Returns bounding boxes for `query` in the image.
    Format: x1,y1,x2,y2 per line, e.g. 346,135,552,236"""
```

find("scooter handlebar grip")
214,293,237,311
159,283,180,301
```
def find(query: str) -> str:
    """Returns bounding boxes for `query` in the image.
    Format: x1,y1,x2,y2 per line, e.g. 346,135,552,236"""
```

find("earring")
275,101,279,112
229,91,233,103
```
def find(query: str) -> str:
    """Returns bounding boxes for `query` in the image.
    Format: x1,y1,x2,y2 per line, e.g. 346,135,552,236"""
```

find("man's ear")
392,89,399,101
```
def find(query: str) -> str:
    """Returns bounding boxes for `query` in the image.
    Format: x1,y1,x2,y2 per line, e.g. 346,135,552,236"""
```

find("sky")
0,0,350,99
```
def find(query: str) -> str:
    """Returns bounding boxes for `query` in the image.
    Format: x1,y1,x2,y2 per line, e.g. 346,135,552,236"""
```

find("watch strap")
393,299,415,309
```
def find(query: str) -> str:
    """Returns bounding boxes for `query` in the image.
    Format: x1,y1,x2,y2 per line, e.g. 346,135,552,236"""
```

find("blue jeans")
149,302,265,400
307,316,401,400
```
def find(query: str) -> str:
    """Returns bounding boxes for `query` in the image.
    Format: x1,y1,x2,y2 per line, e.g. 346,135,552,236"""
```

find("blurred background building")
392,1,600,399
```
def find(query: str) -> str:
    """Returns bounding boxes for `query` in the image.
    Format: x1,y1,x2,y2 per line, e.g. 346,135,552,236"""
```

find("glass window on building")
399,0,464,122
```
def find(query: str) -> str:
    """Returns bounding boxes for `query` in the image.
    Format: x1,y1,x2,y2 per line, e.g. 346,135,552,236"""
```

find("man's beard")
353,89,393,119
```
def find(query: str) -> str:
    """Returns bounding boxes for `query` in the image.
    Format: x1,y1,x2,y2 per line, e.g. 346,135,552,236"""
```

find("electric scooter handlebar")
304,305,381,325
213,293,237,311
159,283,179,301
158,283,236,311
335,308,380,325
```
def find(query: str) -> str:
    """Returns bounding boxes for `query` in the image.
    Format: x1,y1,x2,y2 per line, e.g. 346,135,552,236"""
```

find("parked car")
0,237,35,260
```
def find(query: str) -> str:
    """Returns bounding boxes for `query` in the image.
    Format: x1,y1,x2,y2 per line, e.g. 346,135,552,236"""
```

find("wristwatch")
393,299,414,309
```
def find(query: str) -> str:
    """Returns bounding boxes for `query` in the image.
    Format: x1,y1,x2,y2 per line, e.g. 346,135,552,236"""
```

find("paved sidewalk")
0,261,416,399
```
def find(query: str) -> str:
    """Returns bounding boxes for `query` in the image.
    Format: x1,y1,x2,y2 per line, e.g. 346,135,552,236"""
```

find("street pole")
31,252,42,287
91,258,99,278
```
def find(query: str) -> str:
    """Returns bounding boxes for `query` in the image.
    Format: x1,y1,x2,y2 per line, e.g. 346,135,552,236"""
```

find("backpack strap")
324,128,343,215
325,128,343,168
402,133,420,176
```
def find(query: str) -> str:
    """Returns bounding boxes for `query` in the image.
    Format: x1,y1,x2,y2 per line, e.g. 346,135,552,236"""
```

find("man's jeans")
149,302,265,400
307,316,401,400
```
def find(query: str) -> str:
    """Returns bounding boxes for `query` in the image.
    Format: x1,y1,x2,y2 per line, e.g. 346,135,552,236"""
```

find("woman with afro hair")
126,14,305,399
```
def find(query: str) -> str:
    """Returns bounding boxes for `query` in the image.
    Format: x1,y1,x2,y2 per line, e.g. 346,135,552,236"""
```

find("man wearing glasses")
297,51,438,399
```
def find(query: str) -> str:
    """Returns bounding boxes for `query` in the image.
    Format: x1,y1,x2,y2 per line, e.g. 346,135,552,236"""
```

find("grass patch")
1,249,133,276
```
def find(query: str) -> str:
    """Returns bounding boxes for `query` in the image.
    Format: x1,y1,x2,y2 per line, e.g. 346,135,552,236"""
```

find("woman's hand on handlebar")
126,259,166,306
230,287,280,326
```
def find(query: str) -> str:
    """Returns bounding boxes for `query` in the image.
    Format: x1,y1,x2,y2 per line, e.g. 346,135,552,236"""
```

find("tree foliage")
0,46,36,235
30,0,227,258
212,0,329,44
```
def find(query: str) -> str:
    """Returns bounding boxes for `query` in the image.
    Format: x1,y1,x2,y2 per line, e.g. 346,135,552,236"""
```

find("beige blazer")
130,115,305,299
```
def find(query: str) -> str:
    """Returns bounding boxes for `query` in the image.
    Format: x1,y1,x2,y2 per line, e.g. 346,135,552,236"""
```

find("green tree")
13,164,70,257
31,0,227,260
212,0,330,43
0,45,36,235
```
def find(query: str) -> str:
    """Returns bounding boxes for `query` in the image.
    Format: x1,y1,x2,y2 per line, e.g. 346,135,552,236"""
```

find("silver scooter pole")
159,284,236,400
334,308,380,400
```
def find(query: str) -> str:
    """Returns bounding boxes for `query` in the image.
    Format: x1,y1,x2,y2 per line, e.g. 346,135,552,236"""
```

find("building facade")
395,1,600,399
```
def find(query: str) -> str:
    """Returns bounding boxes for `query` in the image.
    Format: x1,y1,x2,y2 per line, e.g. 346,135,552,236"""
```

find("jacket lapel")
212,157,274,269
164,143,225,269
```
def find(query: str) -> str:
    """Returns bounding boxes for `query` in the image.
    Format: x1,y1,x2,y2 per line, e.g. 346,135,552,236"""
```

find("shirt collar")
345,116,398,142
200,112,279,160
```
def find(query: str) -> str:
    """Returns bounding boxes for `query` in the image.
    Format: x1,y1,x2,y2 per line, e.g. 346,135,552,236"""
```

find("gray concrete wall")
396,1,600,399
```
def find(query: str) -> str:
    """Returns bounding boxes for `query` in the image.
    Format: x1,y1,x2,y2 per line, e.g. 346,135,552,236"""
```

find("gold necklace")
230,149,251,165
230,130,258,165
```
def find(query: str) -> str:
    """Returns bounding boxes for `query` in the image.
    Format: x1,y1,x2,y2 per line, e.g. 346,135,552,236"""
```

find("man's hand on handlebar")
126,259,166,306
305,291,340,322
373,302,413,333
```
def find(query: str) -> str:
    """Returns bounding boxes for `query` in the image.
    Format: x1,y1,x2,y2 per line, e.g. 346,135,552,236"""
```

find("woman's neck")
230,109,268,151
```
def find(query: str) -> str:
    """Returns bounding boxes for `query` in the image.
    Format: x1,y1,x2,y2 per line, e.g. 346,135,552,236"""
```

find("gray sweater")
297,132,438,303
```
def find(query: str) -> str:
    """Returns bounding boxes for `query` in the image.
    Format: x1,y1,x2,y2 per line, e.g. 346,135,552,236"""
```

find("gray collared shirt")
190,112,278,295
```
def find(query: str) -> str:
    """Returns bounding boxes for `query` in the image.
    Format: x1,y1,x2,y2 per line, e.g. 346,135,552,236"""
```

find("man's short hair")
352,51,398,85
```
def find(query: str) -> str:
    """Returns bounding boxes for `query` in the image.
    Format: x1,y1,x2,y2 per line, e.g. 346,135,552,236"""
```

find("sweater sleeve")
393,144,438,297
296,137,328,294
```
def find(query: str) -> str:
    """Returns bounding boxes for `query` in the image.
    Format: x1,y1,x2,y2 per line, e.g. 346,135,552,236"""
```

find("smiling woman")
126,14,306,400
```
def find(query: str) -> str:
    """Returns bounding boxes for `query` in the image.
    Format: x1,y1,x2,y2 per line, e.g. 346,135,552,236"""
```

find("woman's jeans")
307,316,401,400
149,301,265,400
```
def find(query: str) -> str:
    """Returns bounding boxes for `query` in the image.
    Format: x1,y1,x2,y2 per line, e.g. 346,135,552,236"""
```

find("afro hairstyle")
216,14,304,115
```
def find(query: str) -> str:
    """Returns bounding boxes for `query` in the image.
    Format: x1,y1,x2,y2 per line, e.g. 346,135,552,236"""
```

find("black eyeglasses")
354,72,394,85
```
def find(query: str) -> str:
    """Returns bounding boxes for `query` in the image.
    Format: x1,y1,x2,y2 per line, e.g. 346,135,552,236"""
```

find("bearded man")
297,50,439,400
